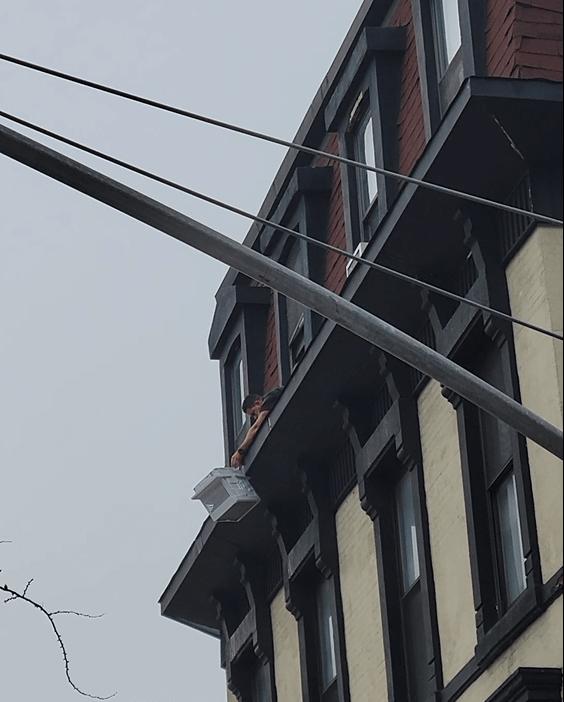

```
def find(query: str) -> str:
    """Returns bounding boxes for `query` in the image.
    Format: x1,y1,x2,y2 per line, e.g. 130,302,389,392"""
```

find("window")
394,470,432,702
431,0,462,74
353,110,379,213
456,337,534,634
315,577,339,701
280,234,310,375
366,453,439,702
493,470,526,608
317,578,338,693
227,341,246,440
472,343,527,613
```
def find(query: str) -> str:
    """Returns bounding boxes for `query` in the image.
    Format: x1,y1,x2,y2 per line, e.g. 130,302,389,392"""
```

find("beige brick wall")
506,225,563,582
270,588,303,702
335,486,389,701
456,597,563,702
418,380,477,685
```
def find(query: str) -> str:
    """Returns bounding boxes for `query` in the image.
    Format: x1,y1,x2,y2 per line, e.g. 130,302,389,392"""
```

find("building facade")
160,1,563,700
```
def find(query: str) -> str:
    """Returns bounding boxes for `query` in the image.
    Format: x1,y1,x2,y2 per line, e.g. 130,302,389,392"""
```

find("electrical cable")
1,109,561,342
1,52,562,228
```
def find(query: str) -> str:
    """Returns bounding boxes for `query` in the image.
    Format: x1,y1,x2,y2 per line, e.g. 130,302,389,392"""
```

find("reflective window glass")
317,578,338,690
396,471,420,593
355,114,378,211
494,471,527,606
433,0,462,72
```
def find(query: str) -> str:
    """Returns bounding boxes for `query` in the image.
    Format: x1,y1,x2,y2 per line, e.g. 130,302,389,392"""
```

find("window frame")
363,443,443,702
450,328,543,656
272,207,318,384
209,284,271,463
430,0,463,77
351,102,379,217
226,339,246,441
344,87,384,248
323,27,406,252
315,575,340,702
412,0,488,130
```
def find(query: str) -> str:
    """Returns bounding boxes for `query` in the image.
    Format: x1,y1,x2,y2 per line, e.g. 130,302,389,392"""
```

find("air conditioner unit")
192,468,261,522
346,241,368,277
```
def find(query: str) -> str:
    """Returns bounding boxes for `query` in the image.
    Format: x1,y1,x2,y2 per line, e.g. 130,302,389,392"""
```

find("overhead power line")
1,109,561,343
0,52,562,227
1,122,562,460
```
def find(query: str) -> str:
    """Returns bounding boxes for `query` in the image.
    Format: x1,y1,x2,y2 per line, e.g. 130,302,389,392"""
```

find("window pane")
494,472,527,605
396,472,420,593
362,117,378,203
317,579,338,689
355,115,378,210
442,0,462,63
231,350,245,435
285,240,306,341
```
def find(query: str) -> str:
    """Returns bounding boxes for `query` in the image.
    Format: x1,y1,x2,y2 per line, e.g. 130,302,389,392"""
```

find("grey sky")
0,1,362,700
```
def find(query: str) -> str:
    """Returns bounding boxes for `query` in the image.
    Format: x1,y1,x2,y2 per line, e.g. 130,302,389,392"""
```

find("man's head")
242,394,264,421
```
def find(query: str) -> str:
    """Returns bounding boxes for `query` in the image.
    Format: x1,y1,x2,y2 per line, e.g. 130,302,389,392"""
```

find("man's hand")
229,411,270,468
230,450,244,468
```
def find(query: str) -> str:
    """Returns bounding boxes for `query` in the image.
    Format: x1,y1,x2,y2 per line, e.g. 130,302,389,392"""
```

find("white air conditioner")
192,468,261,522
346,241,368,277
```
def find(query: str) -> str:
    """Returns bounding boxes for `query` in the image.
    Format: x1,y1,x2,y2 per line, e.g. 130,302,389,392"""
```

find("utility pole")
1,123,562,460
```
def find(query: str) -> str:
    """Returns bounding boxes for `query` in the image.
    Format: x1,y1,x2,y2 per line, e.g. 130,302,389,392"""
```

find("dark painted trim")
209,285,271,359
358,396,443,702
461,0,488,77
259,166,333,255
324,26,406,131
227,609,255,663
484,668,563,702
543,567,564,609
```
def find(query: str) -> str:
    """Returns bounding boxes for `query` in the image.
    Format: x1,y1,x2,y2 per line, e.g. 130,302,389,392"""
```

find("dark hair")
242,394,262,413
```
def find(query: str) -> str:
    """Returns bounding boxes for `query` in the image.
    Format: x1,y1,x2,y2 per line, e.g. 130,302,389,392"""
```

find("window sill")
475,587,541,669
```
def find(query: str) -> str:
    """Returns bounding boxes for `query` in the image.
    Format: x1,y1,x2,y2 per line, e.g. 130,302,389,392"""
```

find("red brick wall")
263,289,280,393
390,0,427,176
488,0,563,80
315,133,349,295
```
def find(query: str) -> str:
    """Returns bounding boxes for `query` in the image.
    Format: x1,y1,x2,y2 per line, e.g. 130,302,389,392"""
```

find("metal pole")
1,123,562,460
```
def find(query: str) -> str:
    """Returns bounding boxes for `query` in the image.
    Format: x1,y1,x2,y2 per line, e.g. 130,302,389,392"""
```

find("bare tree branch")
1,580,116,699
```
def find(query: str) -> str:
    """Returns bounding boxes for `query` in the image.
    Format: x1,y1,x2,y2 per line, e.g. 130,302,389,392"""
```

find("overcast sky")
0,1,364,700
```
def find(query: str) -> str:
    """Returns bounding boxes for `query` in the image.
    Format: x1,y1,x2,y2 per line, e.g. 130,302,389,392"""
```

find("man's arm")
230,410,270,467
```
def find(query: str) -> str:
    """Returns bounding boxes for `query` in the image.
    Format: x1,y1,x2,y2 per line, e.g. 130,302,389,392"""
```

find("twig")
1,581,116,699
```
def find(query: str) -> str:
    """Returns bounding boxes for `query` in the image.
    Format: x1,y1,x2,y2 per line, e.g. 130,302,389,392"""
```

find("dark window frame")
348,92,381,232
219,556,278,702
288,557,350,702
323,26,406,251
225,338,246,444
484,667,563,702
271,204,319,384
448,324,544,662
275,461,353,702
363,444,443,702
209,284,271,463
430,0,463,78
412,0,488,131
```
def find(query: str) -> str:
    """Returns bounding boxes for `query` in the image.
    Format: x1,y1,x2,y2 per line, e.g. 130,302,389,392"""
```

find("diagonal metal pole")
1,123,562,460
